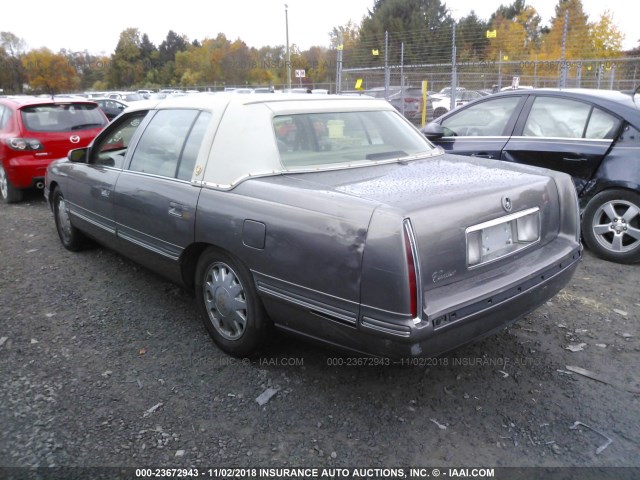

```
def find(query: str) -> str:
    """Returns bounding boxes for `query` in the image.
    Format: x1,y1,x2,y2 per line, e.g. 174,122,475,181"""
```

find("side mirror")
68,147,89,163
421,123,445,140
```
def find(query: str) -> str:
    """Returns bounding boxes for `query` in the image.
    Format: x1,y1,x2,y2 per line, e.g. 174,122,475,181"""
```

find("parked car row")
363,86,434,126
3,87,637,268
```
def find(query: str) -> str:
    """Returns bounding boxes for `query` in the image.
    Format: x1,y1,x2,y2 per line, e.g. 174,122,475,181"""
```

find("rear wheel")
0,164,23,203
582,189,640,264
195,248,271,357
53,188,85,251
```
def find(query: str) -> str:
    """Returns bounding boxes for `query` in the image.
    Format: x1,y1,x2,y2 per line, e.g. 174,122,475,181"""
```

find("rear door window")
523,96,621,139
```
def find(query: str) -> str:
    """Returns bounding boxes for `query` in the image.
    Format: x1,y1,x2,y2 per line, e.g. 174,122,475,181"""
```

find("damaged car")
45,94,582,358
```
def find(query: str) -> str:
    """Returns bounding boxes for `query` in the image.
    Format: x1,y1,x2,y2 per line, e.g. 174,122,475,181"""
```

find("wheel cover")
56,195,73,243
591,199,640,254
0,165,7,199
203,262,247,341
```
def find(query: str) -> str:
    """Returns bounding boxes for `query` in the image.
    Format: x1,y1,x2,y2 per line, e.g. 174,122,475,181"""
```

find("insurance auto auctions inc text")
205,467,495,478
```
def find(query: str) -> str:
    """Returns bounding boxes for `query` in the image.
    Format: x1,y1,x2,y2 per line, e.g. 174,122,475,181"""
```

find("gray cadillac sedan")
45,94,582,358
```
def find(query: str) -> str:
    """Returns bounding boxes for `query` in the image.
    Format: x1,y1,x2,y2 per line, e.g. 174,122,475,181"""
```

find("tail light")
403,219,420,319
6,138,43,151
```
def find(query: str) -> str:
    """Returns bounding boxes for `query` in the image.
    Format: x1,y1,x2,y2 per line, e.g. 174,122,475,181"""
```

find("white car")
432,90,484,118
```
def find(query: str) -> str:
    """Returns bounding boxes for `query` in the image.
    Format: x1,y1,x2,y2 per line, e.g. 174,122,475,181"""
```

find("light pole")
285,4,291,90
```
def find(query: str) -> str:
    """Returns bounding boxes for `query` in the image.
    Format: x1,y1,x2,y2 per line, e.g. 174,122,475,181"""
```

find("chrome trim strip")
116,232,181,261
361,317,411,338
442,136,510,140
69,207,116,235
257,283,357,325
508,136,612,143
466,207,539,233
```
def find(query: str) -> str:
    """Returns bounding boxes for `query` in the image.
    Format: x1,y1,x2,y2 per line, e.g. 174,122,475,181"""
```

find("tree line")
1,0,637,95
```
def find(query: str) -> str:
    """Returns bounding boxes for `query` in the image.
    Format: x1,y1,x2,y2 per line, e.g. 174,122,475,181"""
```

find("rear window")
20,103,107,132
274,110,433,167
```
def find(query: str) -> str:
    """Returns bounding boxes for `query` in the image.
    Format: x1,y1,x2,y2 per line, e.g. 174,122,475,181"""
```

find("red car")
0,96,108,203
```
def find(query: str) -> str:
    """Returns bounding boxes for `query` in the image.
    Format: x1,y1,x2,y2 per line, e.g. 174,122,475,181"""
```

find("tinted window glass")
177,112,211,181
440,97,521,136
20,103,107,132
0,105,12,129
585,108,621,139
274,111,432,167
129,109,199,177
91,112,147,168
524,97,591,138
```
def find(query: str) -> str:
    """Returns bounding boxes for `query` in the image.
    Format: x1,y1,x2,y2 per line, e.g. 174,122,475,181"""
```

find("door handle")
562,156,587,162
471,153,494,159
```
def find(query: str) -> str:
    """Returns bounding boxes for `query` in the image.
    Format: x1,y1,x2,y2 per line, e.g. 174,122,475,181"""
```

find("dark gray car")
45,94,581,358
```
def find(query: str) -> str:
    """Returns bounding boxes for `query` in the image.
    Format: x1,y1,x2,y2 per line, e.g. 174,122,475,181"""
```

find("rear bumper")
4,154,55,189
371,245,581,358
271,243,581,359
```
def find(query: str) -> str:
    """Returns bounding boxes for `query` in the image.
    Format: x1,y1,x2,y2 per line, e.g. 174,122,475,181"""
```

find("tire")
53,188,85,251
0,164,23,204
582,189,640,264
195,248,271,357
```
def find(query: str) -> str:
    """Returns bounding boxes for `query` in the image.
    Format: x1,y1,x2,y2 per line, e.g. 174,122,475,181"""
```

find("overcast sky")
2,0,637,55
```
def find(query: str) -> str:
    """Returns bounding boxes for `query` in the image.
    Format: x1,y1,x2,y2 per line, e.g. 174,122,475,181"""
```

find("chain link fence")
340,56,640,94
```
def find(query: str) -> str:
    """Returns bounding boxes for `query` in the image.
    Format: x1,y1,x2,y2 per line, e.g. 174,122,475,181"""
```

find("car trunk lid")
293,155,560,292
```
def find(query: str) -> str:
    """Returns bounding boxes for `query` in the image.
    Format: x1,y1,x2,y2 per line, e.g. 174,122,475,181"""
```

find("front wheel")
195,248,271,357
0,164,23,203
53,188,85,251
582,189,640,264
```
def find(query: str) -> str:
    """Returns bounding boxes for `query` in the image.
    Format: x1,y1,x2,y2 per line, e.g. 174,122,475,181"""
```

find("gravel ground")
1,193,639,477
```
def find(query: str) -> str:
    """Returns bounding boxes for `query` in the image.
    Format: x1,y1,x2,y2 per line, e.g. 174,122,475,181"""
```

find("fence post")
400,42,405,115
335,33,343,94
384,31,390,100
560,11,569,88
609,63,616,90
450,22,457,111
498,50,503,90
577,62,582,88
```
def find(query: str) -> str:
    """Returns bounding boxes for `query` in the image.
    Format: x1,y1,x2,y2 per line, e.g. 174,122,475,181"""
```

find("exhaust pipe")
35,181,44,190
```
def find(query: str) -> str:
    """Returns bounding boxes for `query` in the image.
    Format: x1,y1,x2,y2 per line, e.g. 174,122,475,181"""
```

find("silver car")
44,94,582,358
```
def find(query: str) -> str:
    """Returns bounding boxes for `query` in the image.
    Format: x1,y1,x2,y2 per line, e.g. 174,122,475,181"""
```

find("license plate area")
466,208,540,268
